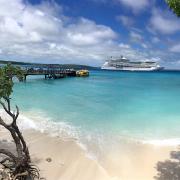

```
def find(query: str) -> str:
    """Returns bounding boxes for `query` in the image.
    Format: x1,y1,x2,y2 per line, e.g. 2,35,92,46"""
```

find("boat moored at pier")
76,70,89,77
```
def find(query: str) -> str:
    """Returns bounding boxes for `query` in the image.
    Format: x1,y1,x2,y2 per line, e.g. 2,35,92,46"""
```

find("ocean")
6,70,180,158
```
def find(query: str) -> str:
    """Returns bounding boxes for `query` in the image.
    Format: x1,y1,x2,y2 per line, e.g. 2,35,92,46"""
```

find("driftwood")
0,97,40,179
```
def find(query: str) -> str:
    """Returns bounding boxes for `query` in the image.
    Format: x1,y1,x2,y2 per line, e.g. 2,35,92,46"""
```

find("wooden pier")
24,69,77,81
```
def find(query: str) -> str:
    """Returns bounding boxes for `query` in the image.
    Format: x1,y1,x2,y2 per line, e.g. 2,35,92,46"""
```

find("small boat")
76,70,89,77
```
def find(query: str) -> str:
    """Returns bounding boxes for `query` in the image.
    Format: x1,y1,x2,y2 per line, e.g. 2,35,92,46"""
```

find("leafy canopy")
0,64,24,98
166,0,180,17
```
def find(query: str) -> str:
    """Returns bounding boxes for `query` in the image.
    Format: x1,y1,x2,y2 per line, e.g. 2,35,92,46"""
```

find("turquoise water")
10,70,180,146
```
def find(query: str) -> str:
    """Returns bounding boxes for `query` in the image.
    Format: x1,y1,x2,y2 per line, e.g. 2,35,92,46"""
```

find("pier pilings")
23,69,77,81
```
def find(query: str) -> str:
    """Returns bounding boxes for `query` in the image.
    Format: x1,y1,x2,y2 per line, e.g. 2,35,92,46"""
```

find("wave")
1,108,180,162
142,139,180,146
0,108,79,139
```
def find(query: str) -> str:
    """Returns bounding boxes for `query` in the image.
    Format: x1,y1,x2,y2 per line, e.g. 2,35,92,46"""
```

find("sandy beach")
0,128,176,180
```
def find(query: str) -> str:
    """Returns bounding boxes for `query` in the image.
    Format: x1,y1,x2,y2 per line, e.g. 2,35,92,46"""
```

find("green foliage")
0,64,24,98
166,0,180,17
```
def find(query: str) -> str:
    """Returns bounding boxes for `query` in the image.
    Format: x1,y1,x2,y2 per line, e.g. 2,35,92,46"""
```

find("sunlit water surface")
7,70,180,156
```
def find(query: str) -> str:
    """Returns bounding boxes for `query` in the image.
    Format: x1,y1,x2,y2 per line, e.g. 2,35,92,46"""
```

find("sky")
0,0,179,68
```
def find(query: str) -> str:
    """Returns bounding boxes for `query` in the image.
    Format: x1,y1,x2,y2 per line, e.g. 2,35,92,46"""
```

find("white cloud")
149,8,180,34
0,0,119,64
0,0,25,17
66,18,117,46
130,31,143,42
118,43,130,48
129,31,149,49
91,0,150,13
170,44,180,53
0,0,156,65
116,15,134,27
116,0,149,12
141,43,148,49
0,0,178,67
151,36,160,43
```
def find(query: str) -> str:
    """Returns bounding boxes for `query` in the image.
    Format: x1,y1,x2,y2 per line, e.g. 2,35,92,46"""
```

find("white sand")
0,129,177,180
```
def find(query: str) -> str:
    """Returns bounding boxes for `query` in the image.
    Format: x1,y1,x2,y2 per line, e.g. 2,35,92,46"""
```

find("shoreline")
0,129,115,180
0,108,178,179
0,128,177,180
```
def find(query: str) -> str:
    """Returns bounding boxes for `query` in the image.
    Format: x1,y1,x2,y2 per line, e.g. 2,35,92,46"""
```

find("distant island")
1,60,180,72
0,60,100,70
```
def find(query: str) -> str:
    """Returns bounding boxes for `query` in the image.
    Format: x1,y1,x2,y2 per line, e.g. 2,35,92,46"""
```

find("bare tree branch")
0,116,10,129
4,97,11,112
0,100,14,118
14,105,19,122
13,124,30,158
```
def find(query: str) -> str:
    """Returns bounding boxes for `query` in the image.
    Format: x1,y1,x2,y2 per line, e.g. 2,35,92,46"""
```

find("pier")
24,68,77,81
0,62,90,81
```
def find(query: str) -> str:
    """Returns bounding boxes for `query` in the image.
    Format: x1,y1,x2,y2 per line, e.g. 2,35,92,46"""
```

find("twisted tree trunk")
0,97,39,179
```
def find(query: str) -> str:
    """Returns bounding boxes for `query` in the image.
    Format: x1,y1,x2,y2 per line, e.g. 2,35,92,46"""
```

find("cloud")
141,43,148,49
129,30,149,49
118,43,130,49
90,0,150,13
151,36,160,43
130,31,143,42
0,0,178,68
149,8,180,34
116,15,134,27
0,0,120,64
170,44,180,53
66,18,117,46
116,0,149,12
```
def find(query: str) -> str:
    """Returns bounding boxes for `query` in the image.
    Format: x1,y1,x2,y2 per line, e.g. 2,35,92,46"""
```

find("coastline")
0,129,115,180
0,128,177,180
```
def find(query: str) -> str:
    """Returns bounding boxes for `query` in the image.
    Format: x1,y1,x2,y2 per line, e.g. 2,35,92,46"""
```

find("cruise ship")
101,56,163,71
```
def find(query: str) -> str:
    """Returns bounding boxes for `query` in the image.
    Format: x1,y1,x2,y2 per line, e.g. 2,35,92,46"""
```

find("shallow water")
7,70,180,153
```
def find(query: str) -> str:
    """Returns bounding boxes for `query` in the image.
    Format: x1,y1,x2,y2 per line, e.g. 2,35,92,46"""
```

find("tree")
0,64,40,179
166,0,180,17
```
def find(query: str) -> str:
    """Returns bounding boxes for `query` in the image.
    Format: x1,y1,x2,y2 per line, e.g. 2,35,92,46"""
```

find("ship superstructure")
101,56,163,71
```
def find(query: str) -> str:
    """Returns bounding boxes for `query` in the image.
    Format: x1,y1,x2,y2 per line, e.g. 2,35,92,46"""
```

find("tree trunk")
0,97,39,179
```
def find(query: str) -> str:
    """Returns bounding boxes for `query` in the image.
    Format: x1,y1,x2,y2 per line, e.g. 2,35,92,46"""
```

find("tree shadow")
155,149,180,180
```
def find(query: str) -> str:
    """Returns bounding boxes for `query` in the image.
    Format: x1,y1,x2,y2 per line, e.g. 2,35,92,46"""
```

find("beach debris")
46,158,52,162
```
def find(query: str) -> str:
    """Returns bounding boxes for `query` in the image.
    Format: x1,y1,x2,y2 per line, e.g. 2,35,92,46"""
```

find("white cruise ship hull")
101,66,162,71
